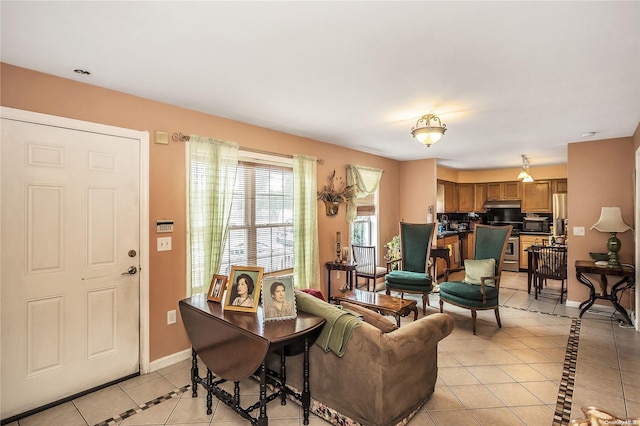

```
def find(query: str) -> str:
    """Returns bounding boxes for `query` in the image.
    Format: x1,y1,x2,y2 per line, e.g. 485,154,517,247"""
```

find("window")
350,190,378,247
220,160,294,276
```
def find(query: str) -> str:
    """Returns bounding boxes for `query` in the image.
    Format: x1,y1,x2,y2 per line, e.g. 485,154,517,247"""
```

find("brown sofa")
267,290,455,426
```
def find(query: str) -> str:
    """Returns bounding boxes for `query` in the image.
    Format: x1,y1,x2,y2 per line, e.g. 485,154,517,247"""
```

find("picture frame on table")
223,266,263,313
262,275,297,321
207,274,227,303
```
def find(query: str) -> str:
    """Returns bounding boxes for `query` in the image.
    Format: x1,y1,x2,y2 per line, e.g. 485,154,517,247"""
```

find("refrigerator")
553,193,568,236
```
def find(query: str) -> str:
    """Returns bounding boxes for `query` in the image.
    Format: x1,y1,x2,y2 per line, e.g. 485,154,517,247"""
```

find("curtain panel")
293,154,320,289
346,165,383,223
187,135,239,296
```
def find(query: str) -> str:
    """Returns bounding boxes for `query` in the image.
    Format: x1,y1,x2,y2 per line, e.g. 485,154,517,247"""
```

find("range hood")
484,200,521,209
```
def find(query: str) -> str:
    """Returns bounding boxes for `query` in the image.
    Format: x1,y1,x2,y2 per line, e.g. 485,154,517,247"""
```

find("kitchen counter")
437,229,472,239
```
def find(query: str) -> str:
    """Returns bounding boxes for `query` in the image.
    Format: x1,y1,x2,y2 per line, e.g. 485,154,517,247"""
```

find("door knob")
122,266,137,275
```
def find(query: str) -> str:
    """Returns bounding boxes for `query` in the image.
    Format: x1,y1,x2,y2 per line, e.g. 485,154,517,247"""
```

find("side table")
325,261,357,301
575,260,635,324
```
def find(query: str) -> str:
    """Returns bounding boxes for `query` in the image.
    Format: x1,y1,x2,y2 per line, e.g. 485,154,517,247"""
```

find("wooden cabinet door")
522,181,552,212
444,235,459,269
473,184,487,212
487,183,501,200
519,235,546,269
467,233,475,260
444,181,458,212
503,181,521,199
457,184,474,212
553,179,568,193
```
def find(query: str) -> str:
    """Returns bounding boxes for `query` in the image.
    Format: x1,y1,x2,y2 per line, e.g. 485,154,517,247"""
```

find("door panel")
1,117,141,419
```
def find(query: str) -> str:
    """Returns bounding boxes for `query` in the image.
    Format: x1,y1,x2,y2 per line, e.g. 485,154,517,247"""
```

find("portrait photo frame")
261,275,297,321
207,274,227,303
223,265,264,313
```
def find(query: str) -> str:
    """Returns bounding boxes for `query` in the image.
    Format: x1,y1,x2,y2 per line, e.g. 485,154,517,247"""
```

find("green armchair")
385,222,435,313
438,224,512,334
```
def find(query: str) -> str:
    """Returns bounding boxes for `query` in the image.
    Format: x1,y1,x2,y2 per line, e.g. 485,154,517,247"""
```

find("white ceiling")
2,1,639,170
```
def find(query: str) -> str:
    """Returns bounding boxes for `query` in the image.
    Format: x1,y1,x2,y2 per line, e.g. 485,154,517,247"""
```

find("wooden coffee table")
330,289,418,327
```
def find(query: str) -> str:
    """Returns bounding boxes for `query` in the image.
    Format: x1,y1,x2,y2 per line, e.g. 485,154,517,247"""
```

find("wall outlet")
573,226,585,236
157,236,172,251
167,309,176,325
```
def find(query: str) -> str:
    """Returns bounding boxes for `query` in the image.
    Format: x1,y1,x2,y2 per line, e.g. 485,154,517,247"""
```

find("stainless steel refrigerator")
553,193,568,236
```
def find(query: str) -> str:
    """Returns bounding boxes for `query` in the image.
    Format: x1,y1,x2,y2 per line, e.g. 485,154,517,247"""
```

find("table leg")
302,337,311,425
280,352,287,405
257,363,268,426
191,348,198,397
206,369,213,415
576,272,597,317
611,278,634,324
326,266,332,301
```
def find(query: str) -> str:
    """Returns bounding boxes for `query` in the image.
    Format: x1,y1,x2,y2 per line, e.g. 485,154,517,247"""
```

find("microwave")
522,218,550,233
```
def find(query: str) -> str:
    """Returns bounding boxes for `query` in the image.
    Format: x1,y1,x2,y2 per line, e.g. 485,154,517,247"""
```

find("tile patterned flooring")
7,272,639,425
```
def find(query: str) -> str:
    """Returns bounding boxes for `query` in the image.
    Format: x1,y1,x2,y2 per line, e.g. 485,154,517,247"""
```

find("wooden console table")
179,295,326,425
575,260,635,325
325,261,357,301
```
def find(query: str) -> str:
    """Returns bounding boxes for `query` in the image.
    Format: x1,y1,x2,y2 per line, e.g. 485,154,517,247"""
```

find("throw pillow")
340,302,398,333
464,258,496,285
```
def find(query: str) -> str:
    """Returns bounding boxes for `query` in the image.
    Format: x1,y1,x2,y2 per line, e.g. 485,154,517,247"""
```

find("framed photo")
262,275,297,321
223,266,263,313
207,274,227,303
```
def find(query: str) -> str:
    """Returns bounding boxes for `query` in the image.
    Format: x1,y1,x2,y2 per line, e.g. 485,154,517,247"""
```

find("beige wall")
0,63,402,362
567,137,635,307
399,159,438,223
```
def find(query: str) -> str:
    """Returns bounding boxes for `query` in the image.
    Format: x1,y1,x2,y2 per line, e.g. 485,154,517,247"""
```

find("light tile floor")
7,272,639,425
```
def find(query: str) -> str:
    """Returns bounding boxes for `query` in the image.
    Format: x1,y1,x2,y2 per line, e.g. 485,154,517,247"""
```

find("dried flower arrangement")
317,170,356,204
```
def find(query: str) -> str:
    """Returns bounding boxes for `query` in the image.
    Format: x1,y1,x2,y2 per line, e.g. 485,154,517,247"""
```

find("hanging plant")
317,170,355,216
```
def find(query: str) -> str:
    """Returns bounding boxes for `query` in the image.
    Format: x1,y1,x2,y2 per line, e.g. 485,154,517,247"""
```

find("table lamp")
590,207,632,268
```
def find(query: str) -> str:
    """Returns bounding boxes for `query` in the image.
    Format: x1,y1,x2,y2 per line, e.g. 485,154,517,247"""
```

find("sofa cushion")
464,258,496,285
340,302,398,333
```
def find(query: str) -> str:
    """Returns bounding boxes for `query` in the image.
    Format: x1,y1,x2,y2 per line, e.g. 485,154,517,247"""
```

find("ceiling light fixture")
411,114,447,147
517,154,534,182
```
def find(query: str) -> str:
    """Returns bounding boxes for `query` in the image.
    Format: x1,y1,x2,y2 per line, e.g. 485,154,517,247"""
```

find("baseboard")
149,348,192,372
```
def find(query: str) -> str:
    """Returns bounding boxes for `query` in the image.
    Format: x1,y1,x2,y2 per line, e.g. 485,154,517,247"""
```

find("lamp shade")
590,207,632,233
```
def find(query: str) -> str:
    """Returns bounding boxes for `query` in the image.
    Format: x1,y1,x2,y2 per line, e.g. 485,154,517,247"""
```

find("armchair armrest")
386,257,402,272
444,266,465,281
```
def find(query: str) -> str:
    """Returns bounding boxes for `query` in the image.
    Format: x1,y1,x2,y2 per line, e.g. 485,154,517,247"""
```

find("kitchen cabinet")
522,181,552,212
486,182,521,201
436,234,459,275
553,179,567,193
443,181,458,213
457,184,474,212
473,184,487,212
519,235,546,269
465,232,475,260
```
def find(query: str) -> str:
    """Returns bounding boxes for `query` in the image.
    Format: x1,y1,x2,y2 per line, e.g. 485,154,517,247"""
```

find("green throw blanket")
295,291,361,357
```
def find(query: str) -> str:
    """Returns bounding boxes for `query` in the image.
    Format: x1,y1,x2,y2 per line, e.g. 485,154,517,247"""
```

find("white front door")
1,111,145,419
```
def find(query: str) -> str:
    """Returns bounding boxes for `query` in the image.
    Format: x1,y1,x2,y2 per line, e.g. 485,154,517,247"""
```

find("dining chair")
438,224,511,334
532,245,568,303
351,245,388,292
384,222,435,313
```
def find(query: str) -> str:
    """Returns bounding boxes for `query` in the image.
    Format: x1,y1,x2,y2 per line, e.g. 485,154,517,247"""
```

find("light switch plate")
573,226,585,236
157,236,172,251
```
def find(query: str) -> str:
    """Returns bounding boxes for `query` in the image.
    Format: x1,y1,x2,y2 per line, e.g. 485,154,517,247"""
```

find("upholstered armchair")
438,224,512,334
385,222,435,313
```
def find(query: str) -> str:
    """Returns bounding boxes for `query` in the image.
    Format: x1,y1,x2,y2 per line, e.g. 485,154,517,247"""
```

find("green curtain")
346,164,383,223
293,154,320,289
187,135,238,296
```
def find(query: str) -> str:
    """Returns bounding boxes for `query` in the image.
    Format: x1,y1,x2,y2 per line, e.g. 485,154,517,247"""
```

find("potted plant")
384,235,401,271
317,170,355,216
